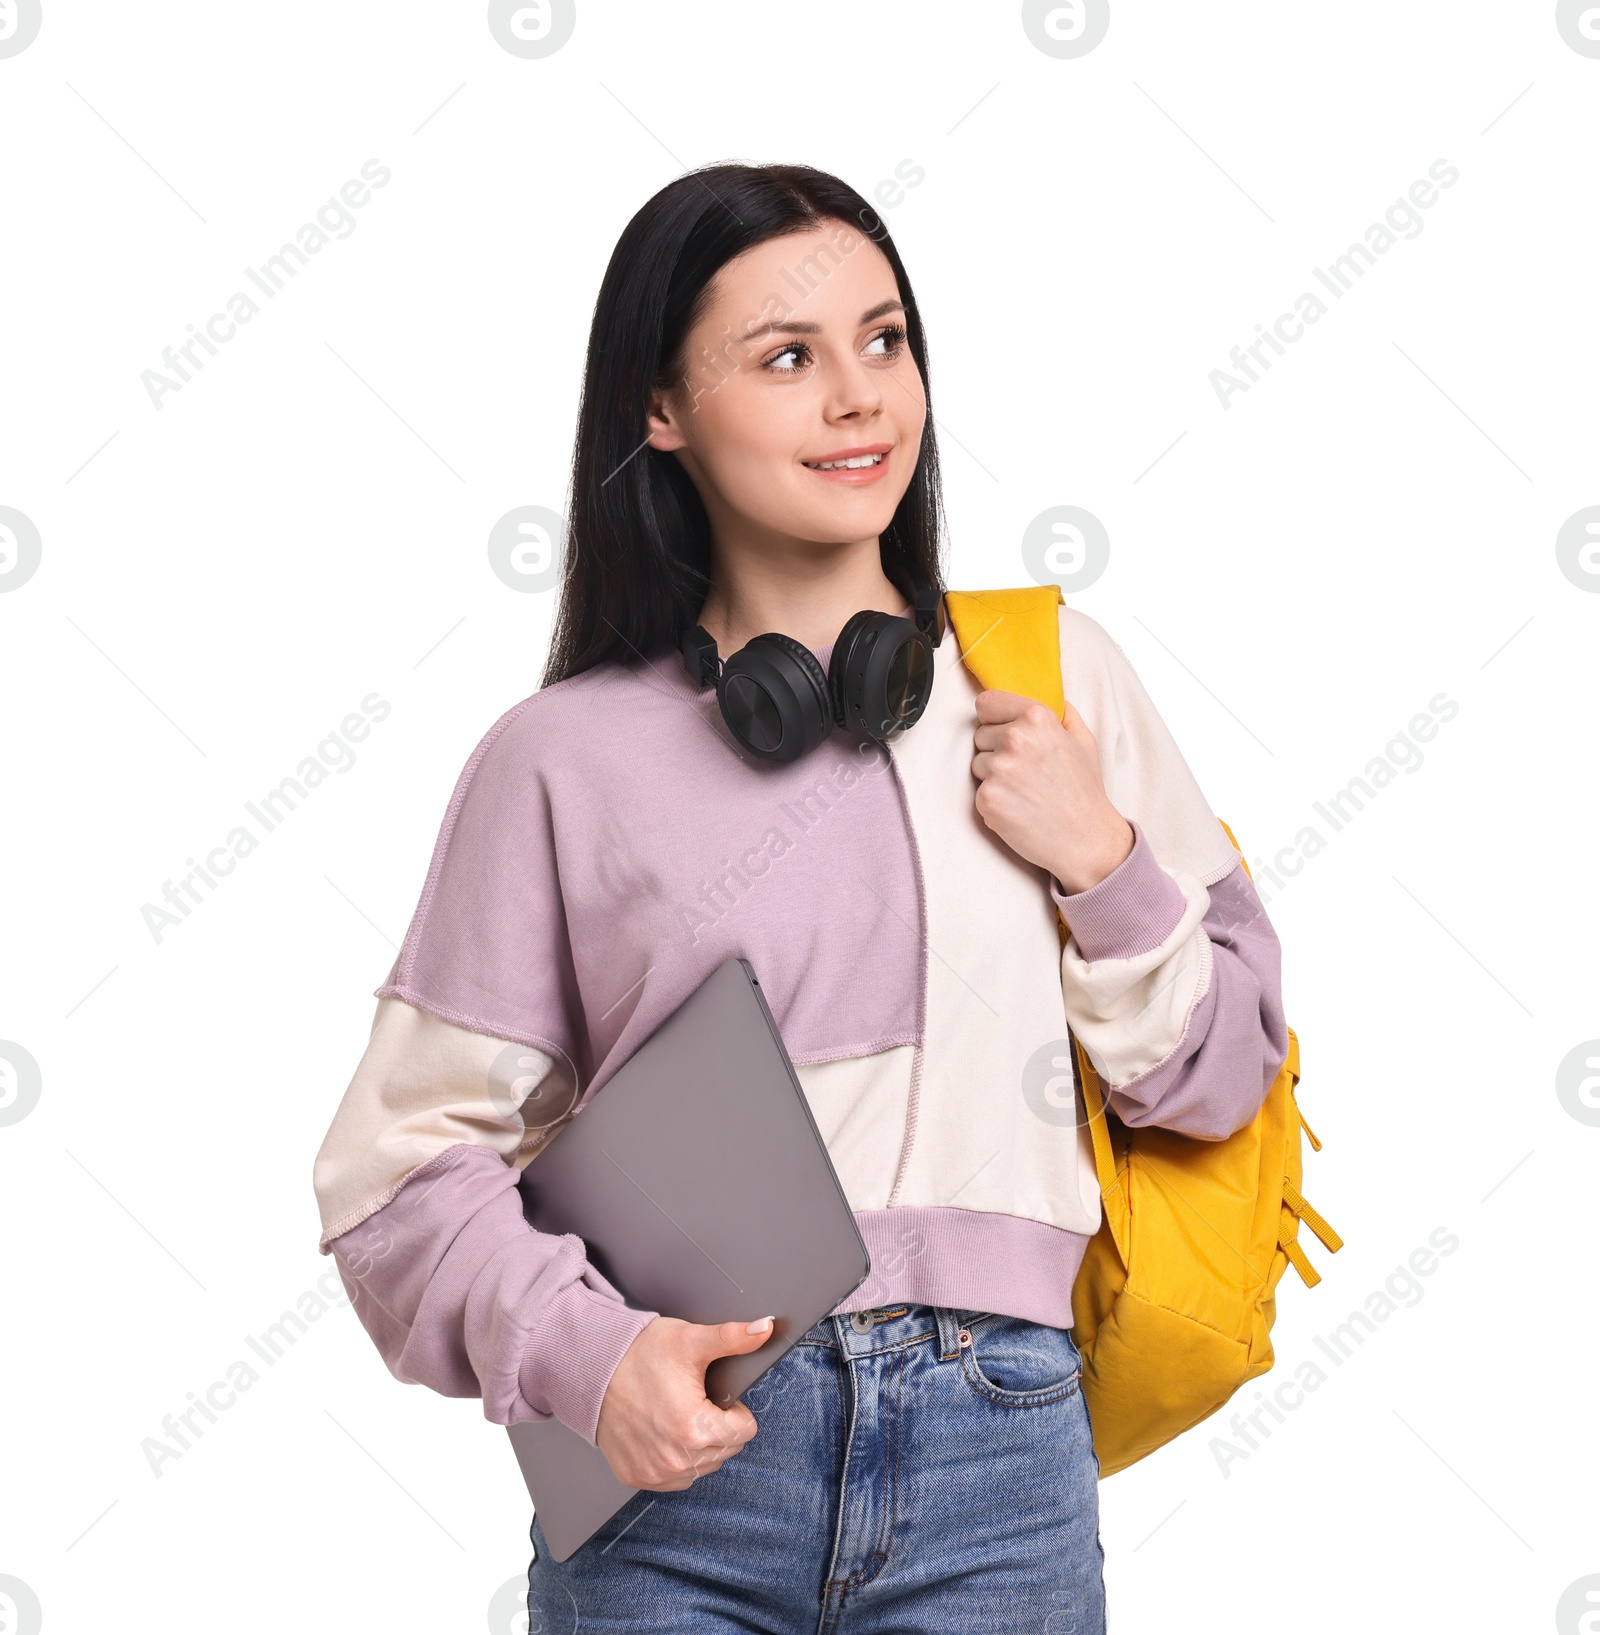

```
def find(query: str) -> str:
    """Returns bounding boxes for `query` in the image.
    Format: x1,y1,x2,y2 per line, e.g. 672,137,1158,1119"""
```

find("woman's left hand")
970,690,1135,894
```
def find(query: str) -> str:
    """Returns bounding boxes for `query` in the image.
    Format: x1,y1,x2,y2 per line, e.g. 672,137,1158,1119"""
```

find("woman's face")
647,220,927,552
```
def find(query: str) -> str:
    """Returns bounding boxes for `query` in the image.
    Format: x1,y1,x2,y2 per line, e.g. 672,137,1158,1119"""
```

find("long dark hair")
541,162,945,687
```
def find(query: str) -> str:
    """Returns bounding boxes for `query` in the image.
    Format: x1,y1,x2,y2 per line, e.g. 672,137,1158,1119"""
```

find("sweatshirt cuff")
519,1280,659,1446
1051,818,1190,963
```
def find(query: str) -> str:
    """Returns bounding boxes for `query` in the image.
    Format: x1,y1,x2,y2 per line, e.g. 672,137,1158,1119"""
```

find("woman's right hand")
594,1314,774,1491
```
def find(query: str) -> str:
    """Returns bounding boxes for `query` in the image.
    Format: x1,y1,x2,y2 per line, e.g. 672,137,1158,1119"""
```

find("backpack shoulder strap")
944,586,1065,717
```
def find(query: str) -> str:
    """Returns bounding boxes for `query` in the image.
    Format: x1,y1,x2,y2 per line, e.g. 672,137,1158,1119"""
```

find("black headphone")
678,553,946,764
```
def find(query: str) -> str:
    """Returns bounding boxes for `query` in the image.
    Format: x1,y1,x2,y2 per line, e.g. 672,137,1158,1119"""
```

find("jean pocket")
959,1315,1082,1406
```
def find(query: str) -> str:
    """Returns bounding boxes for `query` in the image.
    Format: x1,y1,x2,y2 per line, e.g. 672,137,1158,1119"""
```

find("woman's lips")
801,447,892,485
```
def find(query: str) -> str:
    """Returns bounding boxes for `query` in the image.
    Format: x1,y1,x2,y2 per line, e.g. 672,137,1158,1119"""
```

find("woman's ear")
644,384,687,453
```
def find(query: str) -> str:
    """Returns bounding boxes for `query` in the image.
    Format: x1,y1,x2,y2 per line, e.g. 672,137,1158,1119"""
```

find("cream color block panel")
794,1046,915,1210
313,997,565,1247
1058,605,1241,887
886,640,1104,1236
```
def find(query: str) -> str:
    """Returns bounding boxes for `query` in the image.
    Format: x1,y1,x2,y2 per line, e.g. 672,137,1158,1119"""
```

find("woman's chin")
754,493,908,547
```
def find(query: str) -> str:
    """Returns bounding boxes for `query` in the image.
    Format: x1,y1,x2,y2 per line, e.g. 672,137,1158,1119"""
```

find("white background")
2,3,1596,1631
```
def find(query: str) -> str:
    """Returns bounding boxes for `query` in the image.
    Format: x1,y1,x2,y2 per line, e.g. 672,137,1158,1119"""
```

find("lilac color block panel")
377,657,924,1090
328,1143,657,1445
1049,818,1189,963
841,1206,1093,1331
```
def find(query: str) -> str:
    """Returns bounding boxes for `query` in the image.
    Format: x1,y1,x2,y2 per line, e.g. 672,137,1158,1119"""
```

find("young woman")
313,162,1286,1632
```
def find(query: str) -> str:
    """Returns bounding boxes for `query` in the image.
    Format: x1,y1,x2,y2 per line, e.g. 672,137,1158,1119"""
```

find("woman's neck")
694,536,908,655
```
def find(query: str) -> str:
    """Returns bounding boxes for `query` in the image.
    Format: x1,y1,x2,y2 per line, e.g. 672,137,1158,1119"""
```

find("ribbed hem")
836,1206,1093,1331
519,1281,658,1446
1051,817,1188,962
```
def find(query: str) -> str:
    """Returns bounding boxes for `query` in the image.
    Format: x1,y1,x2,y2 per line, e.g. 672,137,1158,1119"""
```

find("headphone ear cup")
827,610,881,732
829,612,935,740
756,633,831,717
717,633,832,762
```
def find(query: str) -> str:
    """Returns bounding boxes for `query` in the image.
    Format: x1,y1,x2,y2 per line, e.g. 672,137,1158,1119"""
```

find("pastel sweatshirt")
312,598,1286,1449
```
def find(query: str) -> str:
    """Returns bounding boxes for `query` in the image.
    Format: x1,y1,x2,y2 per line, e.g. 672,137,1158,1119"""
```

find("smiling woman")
644,230,924,620
313,160,1288,1634
543,165,943,684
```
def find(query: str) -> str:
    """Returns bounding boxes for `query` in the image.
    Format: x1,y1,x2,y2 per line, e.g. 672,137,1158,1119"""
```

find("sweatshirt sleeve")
313,698,658,1446
1050,822,1287,1139
315,997,657,1445
1049,610,1288,1140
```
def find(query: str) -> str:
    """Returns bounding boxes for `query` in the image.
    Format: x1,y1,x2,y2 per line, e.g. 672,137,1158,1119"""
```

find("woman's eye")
865,323,908,358
764,342,811,372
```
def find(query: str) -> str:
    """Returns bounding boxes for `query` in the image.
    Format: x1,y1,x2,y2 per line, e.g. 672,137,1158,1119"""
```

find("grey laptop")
507,957,871,1562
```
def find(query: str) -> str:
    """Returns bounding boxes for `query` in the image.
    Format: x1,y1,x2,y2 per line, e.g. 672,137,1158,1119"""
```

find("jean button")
849,1311,875,1334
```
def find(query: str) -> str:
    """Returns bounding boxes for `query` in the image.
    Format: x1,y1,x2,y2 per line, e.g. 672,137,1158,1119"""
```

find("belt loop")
934,1306,964,1361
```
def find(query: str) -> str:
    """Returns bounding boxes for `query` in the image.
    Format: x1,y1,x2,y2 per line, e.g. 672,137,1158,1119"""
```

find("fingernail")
746,1316,774,1334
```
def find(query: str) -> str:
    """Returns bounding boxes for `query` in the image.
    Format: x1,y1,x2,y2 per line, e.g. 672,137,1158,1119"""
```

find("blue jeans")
526,1304,1108,1632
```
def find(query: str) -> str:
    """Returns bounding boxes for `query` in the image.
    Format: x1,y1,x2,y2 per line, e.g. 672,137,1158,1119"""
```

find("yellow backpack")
946,586,1343,1477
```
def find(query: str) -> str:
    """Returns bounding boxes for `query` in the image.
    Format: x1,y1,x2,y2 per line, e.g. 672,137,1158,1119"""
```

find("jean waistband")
799,1302,996,1359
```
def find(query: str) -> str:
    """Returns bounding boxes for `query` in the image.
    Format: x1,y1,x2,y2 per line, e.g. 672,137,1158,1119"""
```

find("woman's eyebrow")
739,299,906,341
